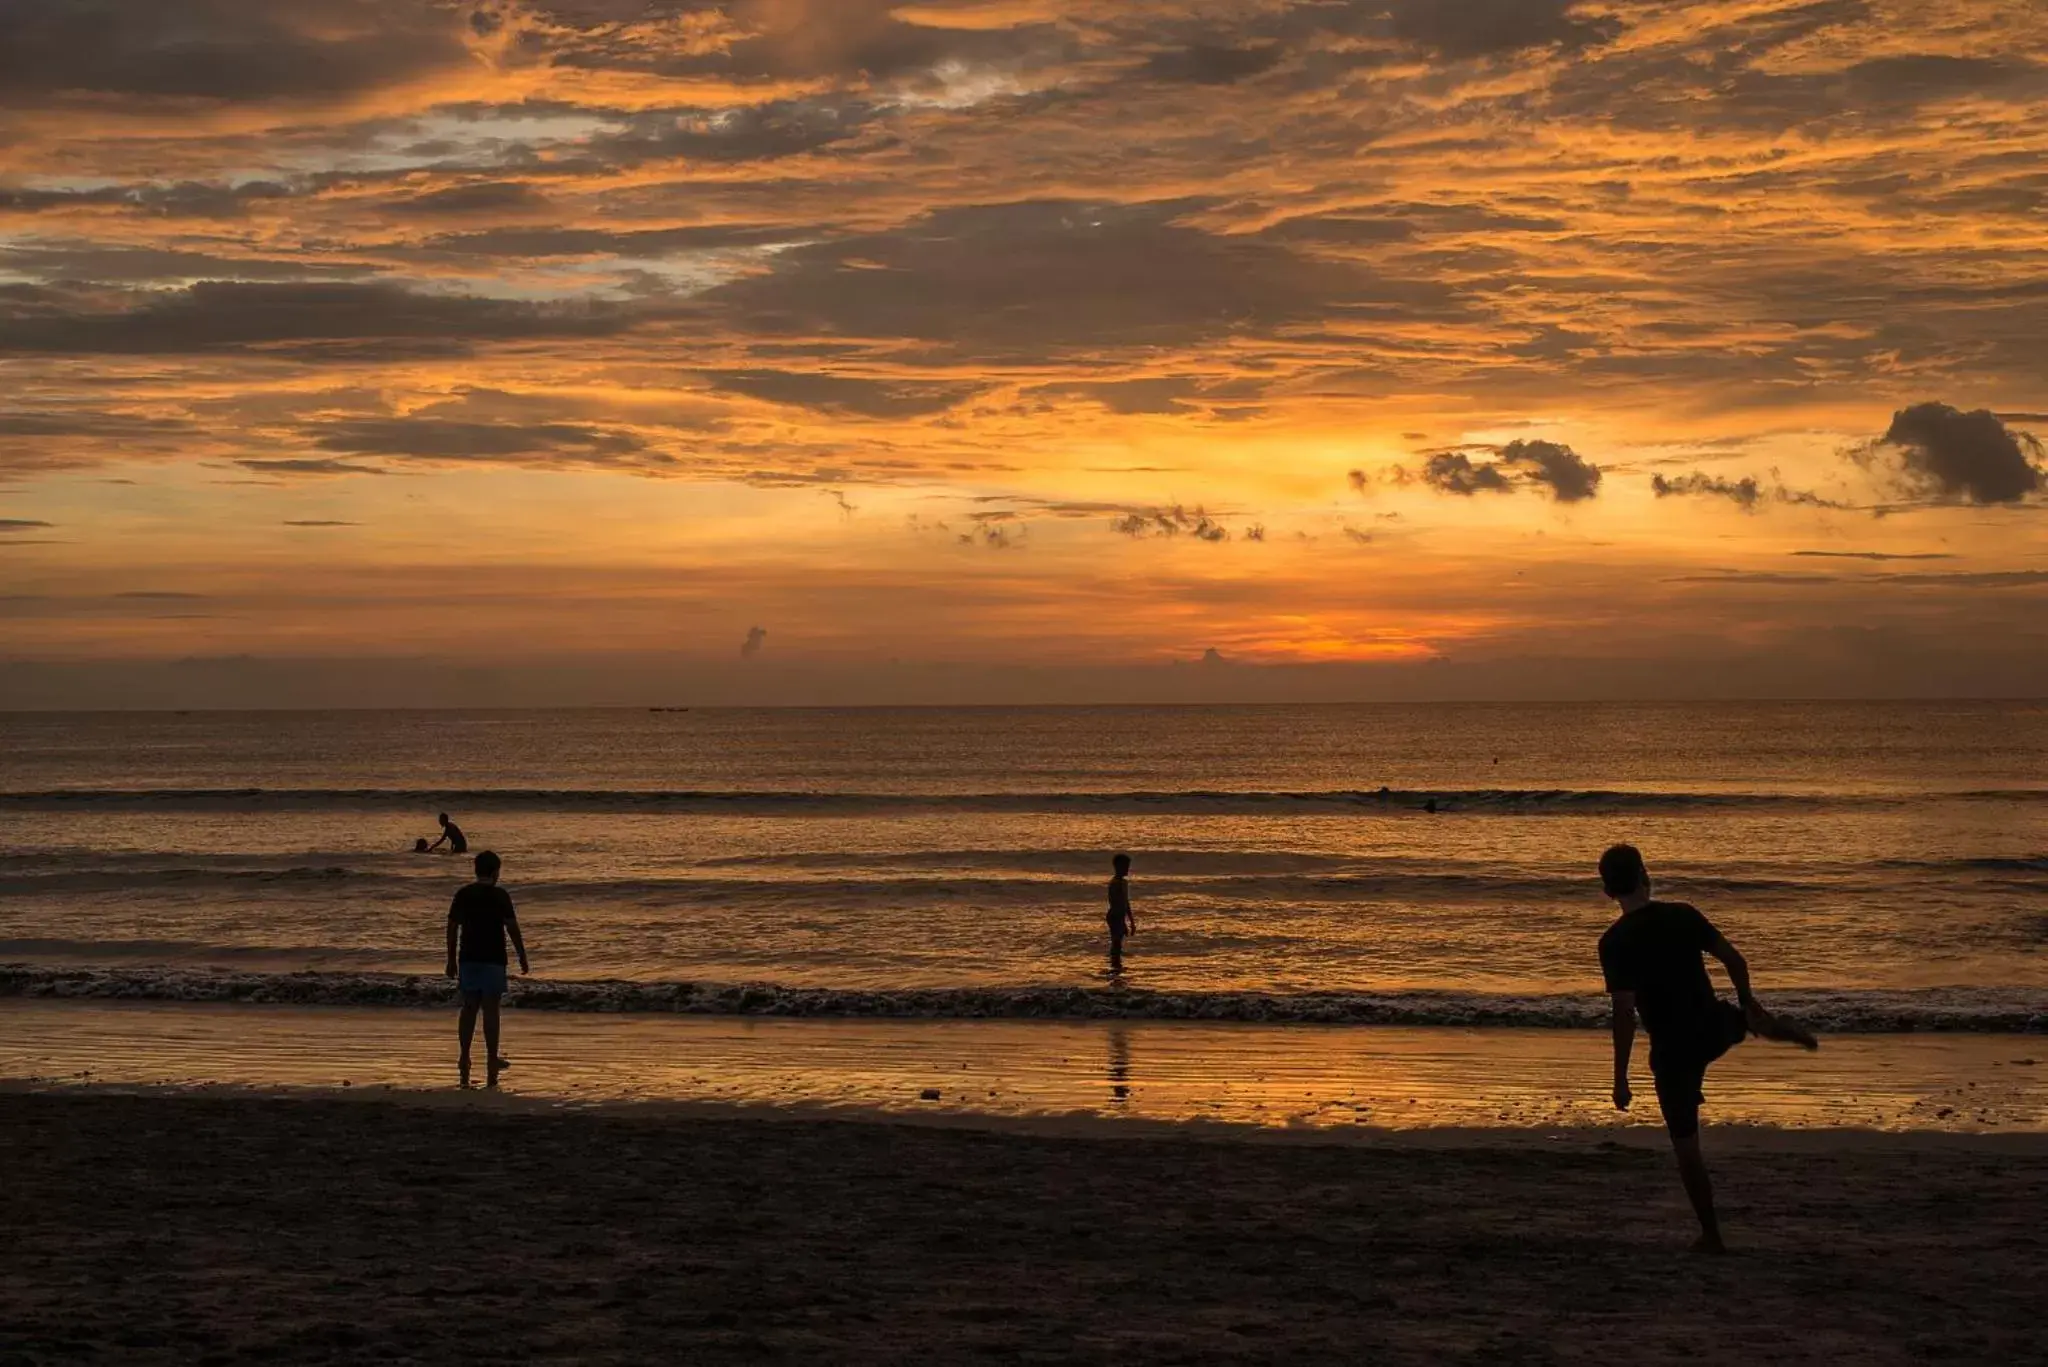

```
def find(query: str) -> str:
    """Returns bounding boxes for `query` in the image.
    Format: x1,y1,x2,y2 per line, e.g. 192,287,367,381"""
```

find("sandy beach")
0,1088,2042,1365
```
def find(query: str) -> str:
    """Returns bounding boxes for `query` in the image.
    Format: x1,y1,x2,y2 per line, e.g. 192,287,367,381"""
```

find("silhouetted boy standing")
1107,853,1136,974
446,849,529,1087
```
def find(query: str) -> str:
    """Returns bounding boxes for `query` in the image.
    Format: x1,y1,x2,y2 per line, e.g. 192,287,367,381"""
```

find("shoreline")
6,998,2043,1135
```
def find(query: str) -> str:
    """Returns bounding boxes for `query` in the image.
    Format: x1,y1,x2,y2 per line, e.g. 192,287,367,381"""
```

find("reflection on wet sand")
5,1000,2046,1134
1107,1024,1131,1105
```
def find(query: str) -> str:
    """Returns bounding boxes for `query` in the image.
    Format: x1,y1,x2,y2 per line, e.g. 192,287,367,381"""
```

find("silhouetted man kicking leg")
1598,843,1817,1252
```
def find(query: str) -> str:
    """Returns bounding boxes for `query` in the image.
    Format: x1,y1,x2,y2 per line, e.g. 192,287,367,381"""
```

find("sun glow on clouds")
2,0,2047,704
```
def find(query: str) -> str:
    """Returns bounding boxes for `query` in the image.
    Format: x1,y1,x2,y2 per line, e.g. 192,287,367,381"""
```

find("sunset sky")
3,0,2045,706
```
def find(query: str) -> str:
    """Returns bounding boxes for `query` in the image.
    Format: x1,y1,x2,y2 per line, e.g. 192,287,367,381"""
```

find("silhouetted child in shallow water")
1598,843,1817,1254
1106,853,1136,975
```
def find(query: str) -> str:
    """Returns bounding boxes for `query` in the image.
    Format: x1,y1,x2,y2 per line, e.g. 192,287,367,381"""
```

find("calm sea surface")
2,703,2044,1028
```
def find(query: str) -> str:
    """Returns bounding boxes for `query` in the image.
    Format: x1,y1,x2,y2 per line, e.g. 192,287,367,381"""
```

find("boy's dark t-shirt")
449,882,515,964
1598,900,1729,1066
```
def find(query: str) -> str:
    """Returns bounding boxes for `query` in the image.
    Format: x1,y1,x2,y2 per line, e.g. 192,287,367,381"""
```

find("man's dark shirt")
449,882,515,965
1599,900,1726,1066
442,822,468,854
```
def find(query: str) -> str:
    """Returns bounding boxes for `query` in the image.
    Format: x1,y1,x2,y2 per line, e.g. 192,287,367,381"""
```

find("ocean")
3,702,2044,1033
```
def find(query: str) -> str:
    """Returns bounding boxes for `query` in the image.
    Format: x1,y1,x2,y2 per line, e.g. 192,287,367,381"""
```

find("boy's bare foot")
458,1058,472,1088
1689,1234,1728,1256
486,1056,510,1087
1750,1007,1821,1051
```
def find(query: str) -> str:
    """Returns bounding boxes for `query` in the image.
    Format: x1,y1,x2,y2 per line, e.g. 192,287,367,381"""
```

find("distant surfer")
427,812,467,855
1106,853,1136,975
1598,843,1818,1253
446,849,529,1088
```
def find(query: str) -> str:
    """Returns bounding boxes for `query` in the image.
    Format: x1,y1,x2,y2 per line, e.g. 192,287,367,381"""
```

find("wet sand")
5,999,2046,1132
5,1088,2047,1365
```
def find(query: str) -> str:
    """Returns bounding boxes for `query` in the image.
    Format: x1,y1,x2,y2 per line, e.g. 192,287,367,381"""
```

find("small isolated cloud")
1871,403,2044,505
281,519,357,527
1243,523,1266,542
1421,451,1511,496
1498,440,1602,502
822,489,856,517
1653,470,1852,512
234,458,387,477
1416,441,1601,502
1653,472,1761,510
961,522,1019,549
1110,505,1231,542
740,625,768,658
1343,525,1374,544
1346,468,1369,495
1791,550,1955,562
0,518,54,532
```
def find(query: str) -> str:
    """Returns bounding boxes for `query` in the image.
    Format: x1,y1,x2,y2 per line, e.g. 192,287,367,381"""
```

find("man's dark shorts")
1650,1001,1748,1139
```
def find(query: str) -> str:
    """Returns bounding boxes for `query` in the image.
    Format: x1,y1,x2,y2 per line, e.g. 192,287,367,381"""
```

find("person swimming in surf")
1106,853,1136,975
427,812,467,855
1597,843,1818,1253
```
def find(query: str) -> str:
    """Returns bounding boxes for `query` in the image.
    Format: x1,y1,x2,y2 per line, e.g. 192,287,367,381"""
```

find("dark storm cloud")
702,200,1456,356
1142,44,1283,85
384,182,551,217
1873,403,2044,505
0,0,471,107
1384,0,1623,59
701,371,982,419
308,418,647,461
0,282,637,356
1653,472,1761,509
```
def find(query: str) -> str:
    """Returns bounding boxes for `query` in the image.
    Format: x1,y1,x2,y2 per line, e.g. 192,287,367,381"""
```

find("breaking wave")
3,965,2041,1033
